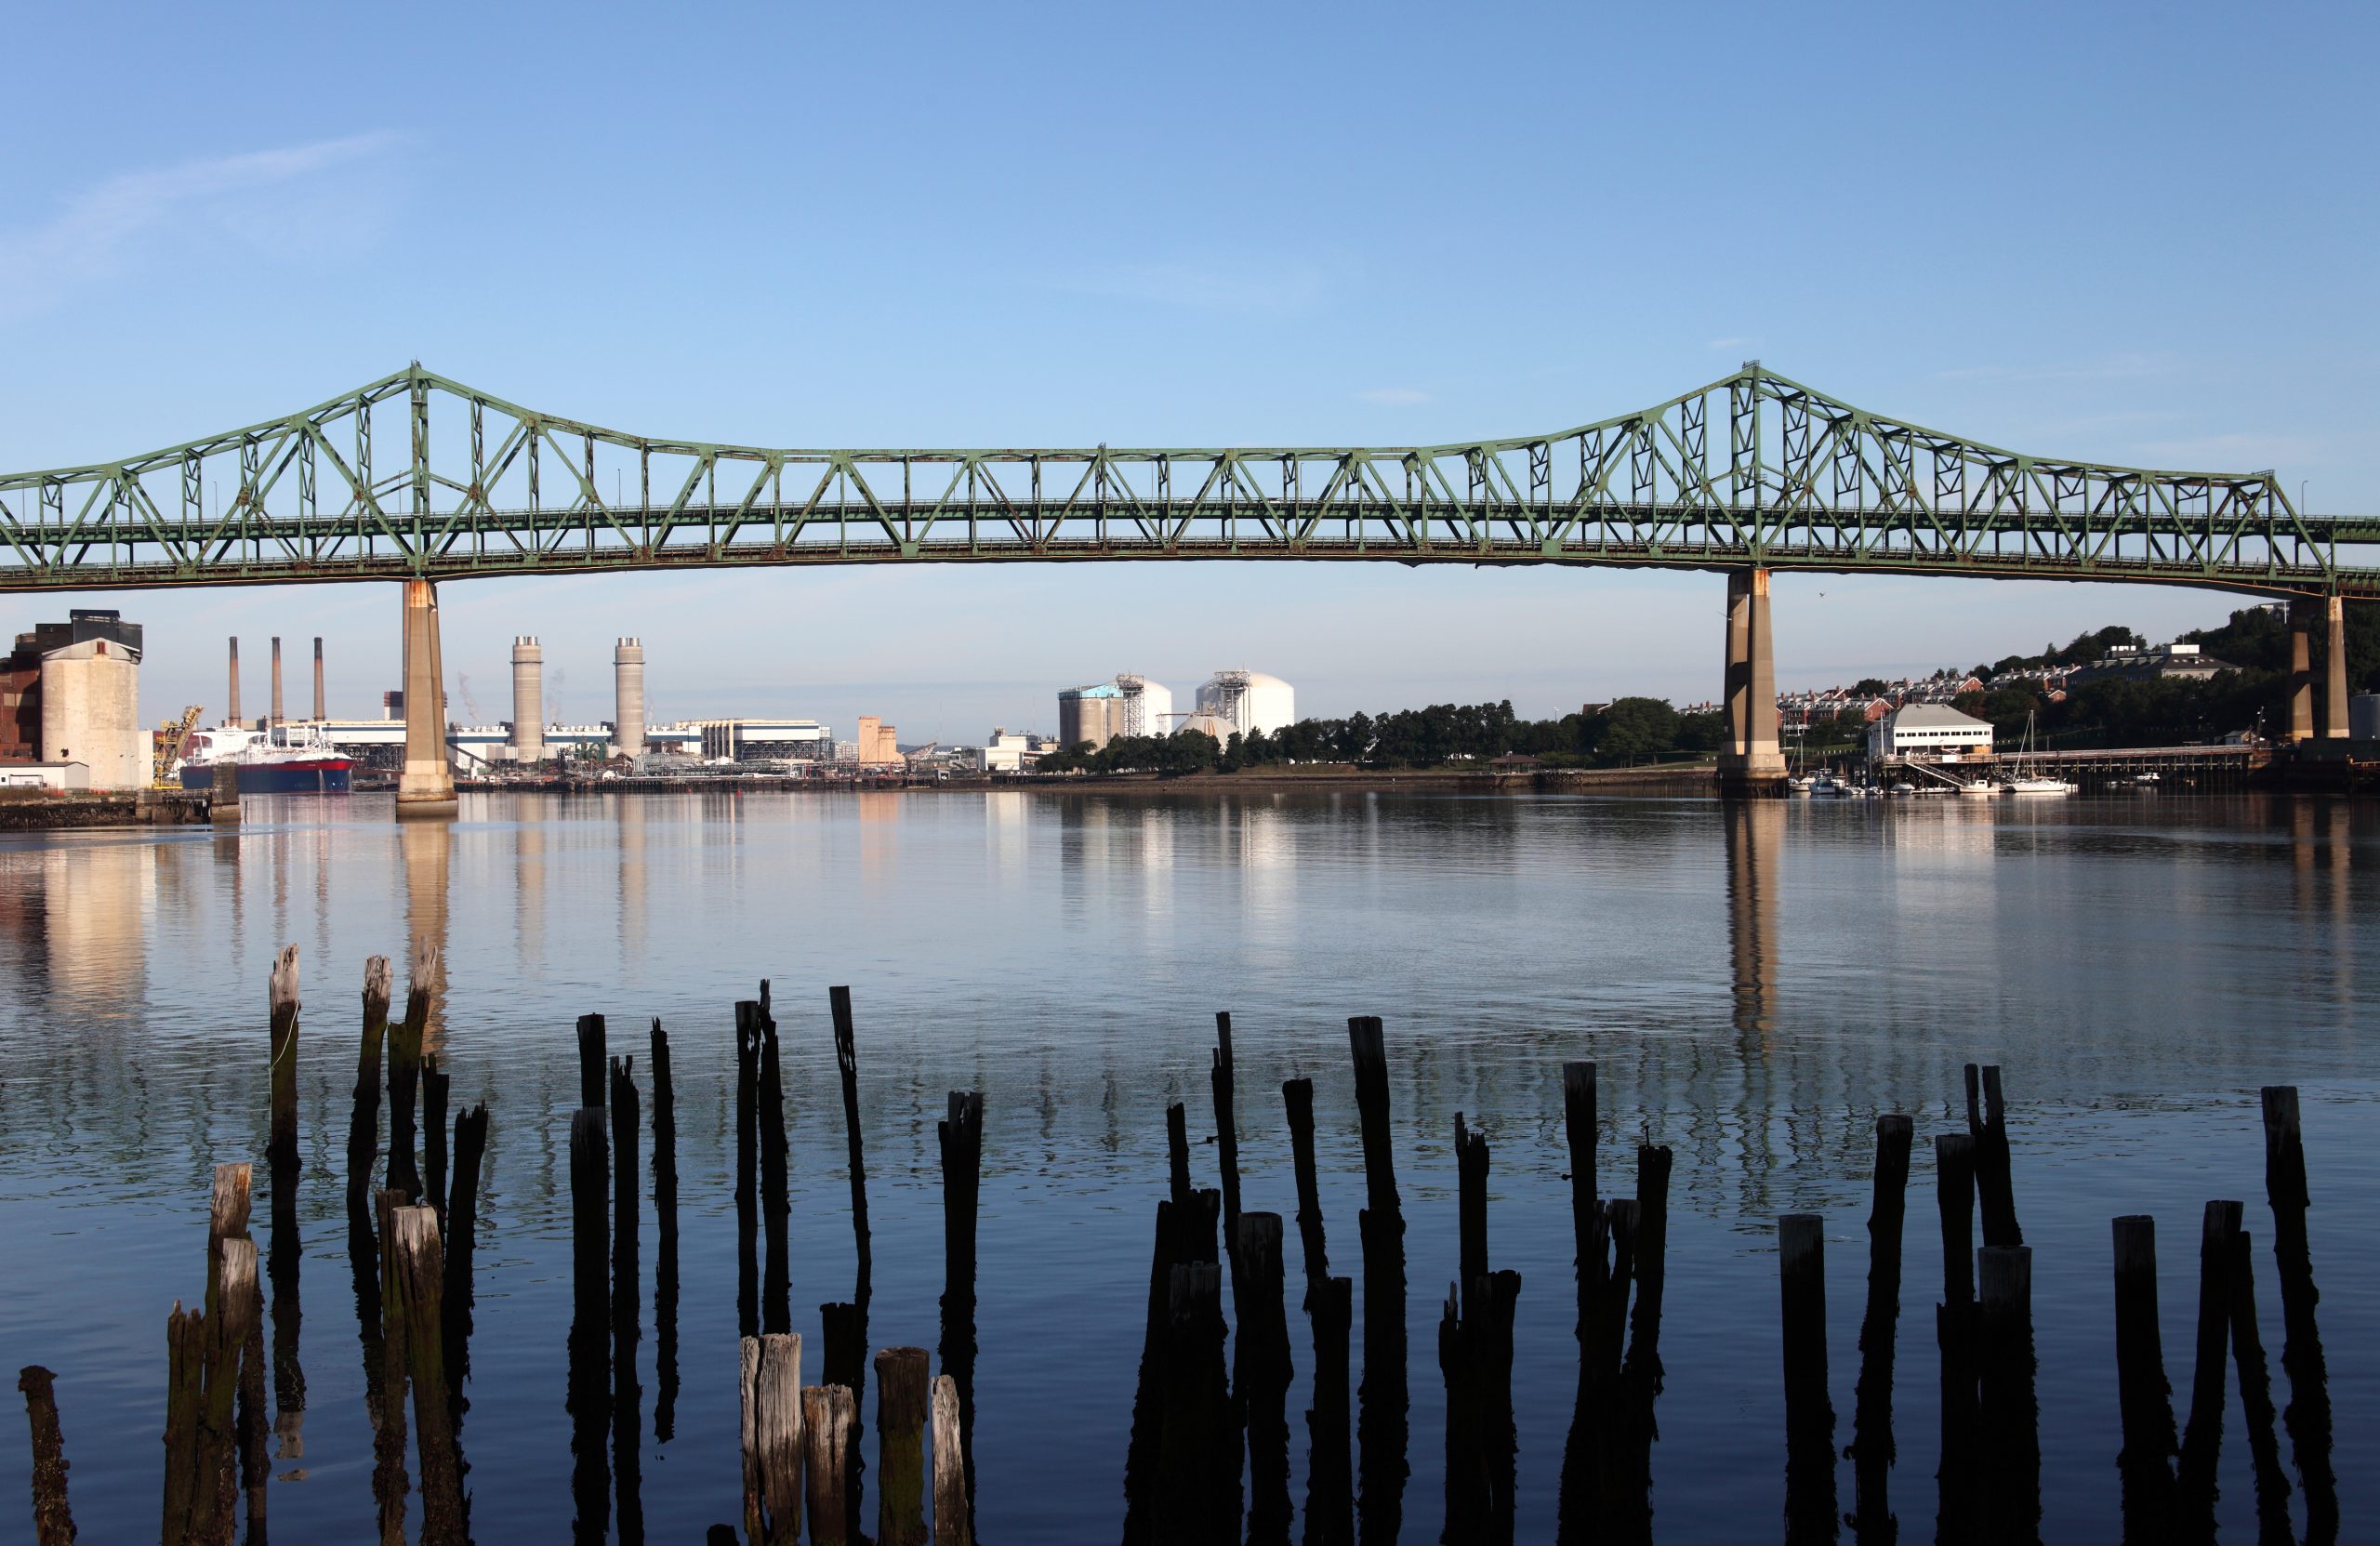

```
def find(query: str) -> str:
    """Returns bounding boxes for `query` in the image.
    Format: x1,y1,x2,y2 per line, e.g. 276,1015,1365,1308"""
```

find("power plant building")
1117,675,1173,738
1194,670,1295,738
855,716,902,767
694,718,831,761
0,611,147,789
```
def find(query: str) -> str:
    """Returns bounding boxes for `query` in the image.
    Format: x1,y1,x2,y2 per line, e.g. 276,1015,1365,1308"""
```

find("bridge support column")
2286,597,2318,743
396,579,457,820
2322,594,2350,739
1720,569,1787,794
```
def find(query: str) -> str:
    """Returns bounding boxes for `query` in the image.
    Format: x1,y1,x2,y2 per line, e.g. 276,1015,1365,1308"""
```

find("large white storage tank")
1116,675,1173,738
1196,670,1294,737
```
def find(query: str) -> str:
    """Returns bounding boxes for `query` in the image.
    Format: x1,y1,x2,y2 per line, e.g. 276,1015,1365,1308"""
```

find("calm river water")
0,789,2371,1542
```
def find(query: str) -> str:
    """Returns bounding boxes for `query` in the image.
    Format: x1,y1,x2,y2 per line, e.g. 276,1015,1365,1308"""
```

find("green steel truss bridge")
1,363,2372,598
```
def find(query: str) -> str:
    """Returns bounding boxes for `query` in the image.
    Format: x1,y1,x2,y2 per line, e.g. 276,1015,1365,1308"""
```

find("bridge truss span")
0,363,2369,597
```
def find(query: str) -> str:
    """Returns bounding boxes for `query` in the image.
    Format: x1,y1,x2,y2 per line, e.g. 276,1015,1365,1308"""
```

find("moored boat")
175,724,354,794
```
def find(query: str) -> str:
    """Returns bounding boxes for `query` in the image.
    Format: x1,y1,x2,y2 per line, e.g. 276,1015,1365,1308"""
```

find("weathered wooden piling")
609,1057,644,1546
443,1104,488,1420
2175,1199,2239,1535
1778,1214,1835,1545
650,1019,679,1444
1976,1246,2040,1545
735,998,762,1341
751,1333,803,1546
2111,1216,2180,1544
2224,1225,2294,1543
1965,1065,2023,1249
759,987,791,1338
201,1163,269,1539
1121,1200,1174,1542
161,1302,206,1543
349,957,392,1195
570,1109,610,1333
389,1206,465,1546
1159,1261,1232,1544
875,1347,931,1546
370,1188,411,1546
803,1384,858,1546
576,1012,607,1111
564,1105,614,1533
1346,1014,1408,1546
1239,1212,1294,1546
1556,1060,1600,1545
1620,1139,1673,1536
164,1239,258,1546
938,1090,984,1534
932,1373,971,1546
1849,1114,1913,1539
826,986,872,1541
2259,1085,2335,1544
1283,1077,1329,1287
423,1055,450,1228
217,1240,262,1545
18,1365,76,1546
389,942,436,1202
1165,1100,1193,1209
1930,1130,1980,1543
1284,1073,1353,1546
268,1124,307,1469
267,944,301,1179
1211,1011,1244,1265
829,986,874,1291
738,1339,763,1543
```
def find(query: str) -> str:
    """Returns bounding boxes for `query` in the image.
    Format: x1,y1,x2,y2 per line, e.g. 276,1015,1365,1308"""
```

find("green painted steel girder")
0,363,2369,599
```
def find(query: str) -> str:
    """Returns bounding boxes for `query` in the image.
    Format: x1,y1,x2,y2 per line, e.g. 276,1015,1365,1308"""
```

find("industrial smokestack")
612,638,645,759
228,638,242,726
313,637,325,721
270,636,284,724
511,637,546,763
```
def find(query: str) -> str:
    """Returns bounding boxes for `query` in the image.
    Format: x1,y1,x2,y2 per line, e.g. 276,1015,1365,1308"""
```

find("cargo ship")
175,724,353,794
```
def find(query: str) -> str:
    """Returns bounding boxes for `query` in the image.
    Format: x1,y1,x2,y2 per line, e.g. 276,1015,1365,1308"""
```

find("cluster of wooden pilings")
6,958,2344,1546
1774,1070,2337,1546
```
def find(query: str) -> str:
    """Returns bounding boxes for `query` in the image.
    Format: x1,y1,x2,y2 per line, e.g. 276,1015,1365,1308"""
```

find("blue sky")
2,2,2373,739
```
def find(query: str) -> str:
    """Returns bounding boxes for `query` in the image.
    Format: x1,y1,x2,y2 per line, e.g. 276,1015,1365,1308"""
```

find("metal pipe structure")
313,636,325,721
227,638,242,727
270,636,284,725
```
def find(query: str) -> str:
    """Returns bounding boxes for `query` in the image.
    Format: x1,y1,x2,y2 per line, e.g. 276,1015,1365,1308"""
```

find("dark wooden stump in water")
18,1365,76,1546
1238,1212,1294,1546
1976,1246,2040,1546
388,943,436,1203
874,1346,931,1546
1556,1060,1600,1546
2111,1216,2180,1544
1930,1130,1980,1546
373,1188,412,1546
1165,1100,1193,1209
1778,1214,1835,1546
758,987,791,1338
1965,1065,2023,1249
389,1206,465,1546
750,1333,803,1546
566,1112,611,1546
349,957,392,1199
1159,1261,1231,1546
826,986,872,1540
575,1012,607,1112
268,945,302,1181
649,1019,680,1444
1849,1114,1913,1541
1121,1199,1174,1542
443,1104,488,1430
2224,1226,2295,1544
2259,1085,2336,1544
608,1057,644,1546
2175,1199,2239,1538
423,1056,450,1231
734,999,762,1341
1211,1011,1243,1267
938,1090,985,1535
1346,1014,1408,1546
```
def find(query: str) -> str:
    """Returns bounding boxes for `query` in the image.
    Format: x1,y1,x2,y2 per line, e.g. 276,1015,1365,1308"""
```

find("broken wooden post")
651,1019,680,1444
2259,1085,2335,1542
735,999,761,1341
1160,1261,1231,1544
349,956,392,1196
1347,1013,1408,1546
2111,1216,2180,1544
268,945,301,1179
575,1012,607,1111
609,1056,643,1545
754,1333,803,1546
1849,1113,1913,1539
1932,1130,1980,1543
18,1365,75,1546
2224,1224,2294,1542
390,1206,465,1545
389,941,436,1202
1165,1100,1193,1209
1977,1245,2040,1545
1966,1065,2023,1249
423,1056,450,1229
2175,1199,2239,1536
1211,1011,1244,1268
1556,1060,1600,1545
1778,1214,1834,1545
932,1373,970,1546
802,1384,858,1546
874,1346,931,1546
828,986,874,1294
443,1104,488,1411
1239,1212,1293,1546
759,986,790,1338
938,1090,984,1534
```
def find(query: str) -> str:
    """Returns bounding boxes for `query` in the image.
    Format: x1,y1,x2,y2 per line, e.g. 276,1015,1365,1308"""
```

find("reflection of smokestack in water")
228,638,243,726
313,638,326,721
511,638,546,763
612,639,645,759
271,636,284,724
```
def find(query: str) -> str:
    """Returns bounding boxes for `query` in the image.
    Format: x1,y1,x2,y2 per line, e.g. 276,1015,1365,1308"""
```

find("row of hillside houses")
1778,641,2239,733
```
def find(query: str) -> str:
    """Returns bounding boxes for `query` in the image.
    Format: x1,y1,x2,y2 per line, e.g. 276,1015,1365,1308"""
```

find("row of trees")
1033,696,1729,774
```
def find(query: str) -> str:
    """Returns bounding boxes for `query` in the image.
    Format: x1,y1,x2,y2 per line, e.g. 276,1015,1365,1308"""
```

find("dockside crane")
152,704,203,787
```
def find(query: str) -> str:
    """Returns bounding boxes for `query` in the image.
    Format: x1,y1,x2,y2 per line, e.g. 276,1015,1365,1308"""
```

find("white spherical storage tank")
1195,670,1295,737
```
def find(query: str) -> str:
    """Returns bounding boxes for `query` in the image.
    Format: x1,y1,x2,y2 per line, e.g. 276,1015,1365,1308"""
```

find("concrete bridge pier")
1719,568,1788,795
395,579,457,820
2286,595,2354,742
2322,594,2350,739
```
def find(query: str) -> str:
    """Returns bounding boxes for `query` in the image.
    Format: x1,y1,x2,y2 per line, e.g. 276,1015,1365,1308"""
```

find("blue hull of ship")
178,762,353,794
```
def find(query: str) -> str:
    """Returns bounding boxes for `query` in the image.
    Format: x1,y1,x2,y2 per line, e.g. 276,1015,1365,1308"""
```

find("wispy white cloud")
0,132,403,320
1058,257,1326,314
1931,352,2175,386
1357,388,1429,406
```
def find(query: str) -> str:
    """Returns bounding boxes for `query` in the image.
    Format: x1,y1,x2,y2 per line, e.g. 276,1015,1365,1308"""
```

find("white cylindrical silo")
511,637,546,762
613,638,645,758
